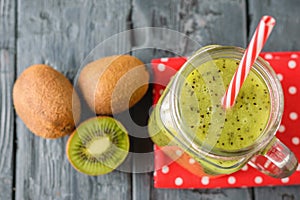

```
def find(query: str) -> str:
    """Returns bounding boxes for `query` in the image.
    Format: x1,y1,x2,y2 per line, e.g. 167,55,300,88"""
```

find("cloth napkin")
151,52,300,188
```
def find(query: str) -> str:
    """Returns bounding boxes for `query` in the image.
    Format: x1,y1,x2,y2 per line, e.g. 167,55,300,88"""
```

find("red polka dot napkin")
151,52,300,188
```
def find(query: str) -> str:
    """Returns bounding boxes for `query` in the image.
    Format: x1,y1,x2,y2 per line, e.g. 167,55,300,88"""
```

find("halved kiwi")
66,116,130,176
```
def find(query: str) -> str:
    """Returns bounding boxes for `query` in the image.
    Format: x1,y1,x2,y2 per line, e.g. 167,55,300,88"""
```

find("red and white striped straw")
222,16,276,109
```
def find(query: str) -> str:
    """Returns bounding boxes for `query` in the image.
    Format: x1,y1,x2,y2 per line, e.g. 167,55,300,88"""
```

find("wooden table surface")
1,0,300,199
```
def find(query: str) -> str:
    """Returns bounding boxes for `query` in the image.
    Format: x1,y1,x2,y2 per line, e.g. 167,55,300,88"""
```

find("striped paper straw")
222,16,276,109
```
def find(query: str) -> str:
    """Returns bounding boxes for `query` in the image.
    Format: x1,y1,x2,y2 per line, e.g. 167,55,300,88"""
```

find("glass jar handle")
248,138,298,178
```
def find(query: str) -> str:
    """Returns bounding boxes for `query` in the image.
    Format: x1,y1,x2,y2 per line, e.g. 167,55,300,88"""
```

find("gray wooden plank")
131,0,251,200
254,186,300,200
16,0,132,199
248,0,300,51
132,0,247,50
132,172,152,200
249,0,300,199
0,0,15,199
152,188,253,200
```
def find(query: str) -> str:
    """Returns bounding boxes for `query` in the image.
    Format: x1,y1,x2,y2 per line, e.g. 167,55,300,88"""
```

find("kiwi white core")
87,137,111,155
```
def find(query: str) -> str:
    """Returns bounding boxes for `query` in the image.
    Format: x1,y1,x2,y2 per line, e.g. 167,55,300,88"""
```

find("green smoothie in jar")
180,58,270,152
148,46,272,176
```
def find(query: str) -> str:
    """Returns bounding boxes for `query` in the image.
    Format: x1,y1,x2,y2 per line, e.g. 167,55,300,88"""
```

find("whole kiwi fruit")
13,64,81,139
78,55,149,115
66,116,130,176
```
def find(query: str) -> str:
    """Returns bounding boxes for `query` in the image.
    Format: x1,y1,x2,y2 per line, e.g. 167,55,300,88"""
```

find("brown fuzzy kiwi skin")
13,64,81,139
78,55,149,115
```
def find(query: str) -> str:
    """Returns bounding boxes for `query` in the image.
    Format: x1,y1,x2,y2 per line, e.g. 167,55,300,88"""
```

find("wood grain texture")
16,0,132,199
254,186,300,200
248,0,300,51
131,0,252,200
132,173,152,200
0,0,15,199
152,188,253,200
249,0,300,199
132,0,247,49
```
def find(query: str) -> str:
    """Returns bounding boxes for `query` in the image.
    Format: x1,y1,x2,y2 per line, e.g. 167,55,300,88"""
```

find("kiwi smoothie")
148,57,271,175
180,58,270,152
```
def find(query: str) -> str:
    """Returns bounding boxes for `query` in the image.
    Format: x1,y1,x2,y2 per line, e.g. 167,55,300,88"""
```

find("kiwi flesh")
66,116,129,176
